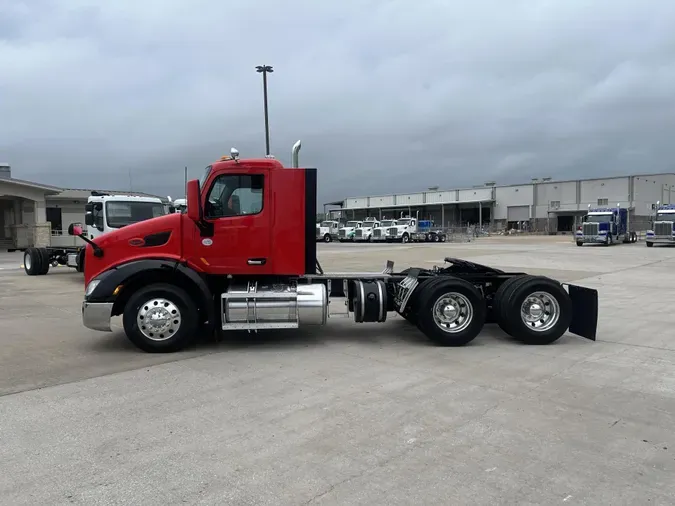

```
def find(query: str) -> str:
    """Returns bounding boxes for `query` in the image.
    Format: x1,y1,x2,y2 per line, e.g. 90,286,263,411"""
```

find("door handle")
247,258,267,265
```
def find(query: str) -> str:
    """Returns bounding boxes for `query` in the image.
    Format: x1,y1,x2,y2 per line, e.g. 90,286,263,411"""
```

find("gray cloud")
2,0,675,205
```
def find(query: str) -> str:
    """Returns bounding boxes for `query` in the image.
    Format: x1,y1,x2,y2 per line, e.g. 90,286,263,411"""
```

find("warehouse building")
327,172,675,233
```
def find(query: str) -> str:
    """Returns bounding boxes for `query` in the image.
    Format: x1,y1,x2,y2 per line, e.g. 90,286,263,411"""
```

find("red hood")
84,213,184,284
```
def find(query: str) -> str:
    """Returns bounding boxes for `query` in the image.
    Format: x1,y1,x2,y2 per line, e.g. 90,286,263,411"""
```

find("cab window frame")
203,173,265,219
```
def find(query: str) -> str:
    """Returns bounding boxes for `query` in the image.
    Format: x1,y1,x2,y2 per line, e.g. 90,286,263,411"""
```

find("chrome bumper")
82,301,114,332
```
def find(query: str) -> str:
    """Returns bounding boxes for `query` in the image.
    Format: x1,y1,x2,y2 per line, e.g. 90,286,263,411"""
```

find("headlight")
85,279,101,297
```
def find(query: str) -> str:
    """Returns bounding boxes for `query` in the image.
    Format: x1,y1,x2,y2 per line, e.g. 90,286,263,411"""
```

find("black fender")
86,259,214,331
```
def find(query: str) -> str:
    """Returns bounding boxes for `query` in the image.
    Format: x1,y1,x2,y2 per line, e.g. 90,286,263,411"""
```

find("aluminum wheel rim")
25,254,31,270
432,292,473,333
137,298,181,341
520,291,560,332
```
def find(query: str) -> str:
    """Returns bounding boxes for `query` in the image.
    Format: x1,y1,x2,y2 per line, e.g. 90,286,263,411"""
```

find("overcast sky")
2,0,675,204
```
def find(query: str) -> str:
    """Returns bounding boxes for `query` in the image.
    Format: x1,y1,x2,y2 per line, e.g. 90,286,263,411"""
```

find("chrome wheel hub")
520,291,560,332
137,298,181,341
432,292,473,333
25,255,31,270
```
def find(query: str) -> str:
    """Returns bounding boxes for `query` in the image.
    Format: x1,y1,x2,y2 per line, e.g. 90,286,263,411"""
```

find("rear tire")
496,276,572,345
23,248,41,276
38,248,50,275
416,277,486,347
123,283,199,353
492,275,529,333
440,235,447,242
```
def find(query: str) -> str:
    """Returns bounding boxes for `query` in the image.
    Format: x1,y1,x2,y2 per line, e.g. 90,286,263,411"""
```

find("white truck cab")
316,220,340,242
386,216,418,243
371,219,397,242
84,193,167,240
338,220,363,242
354,217,380,242
646,203,675,247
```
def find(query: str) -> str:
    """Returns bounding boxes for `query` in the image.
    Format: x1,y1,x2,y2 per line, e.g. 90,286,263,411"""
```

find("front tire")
647,241,654,247
576,241,583,247
323,234,332,243
402,234,410,244
123,283,199,353
416,277,486,347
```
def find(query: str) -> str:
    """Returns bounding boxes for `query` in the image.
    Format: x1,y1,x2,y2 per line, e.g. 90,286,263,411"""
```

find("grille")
355,229,363,238
373,229,382,238
655,221,673,236
339,229,346,237
583,223,599,236
388,227,398,236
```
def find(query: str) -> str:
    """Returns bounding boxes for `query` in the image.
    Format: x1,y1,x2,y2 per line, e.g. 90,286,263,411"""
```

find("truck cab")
386,216,417,243
371,219,396,242
316,220,339,242
646,204,675,247
338,220,362,242
576,206,635,246
354,217,380,242
84,194,167,240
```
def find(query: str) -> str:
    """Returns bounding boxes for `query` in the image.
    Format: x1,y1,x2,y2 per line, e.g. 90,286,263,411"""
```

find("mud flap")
566,284,598,341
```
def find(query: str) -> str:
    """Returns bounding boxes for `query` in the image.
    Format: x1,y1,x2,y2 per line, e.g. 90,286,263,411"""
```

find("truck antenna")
291,140,302,168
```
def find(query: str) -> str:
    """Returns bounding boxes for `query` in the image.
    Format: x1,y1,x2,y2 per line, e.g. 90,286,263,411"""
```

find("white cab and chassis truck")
338,220,363,242
354,217,380,242
80,141,599,353
316,220,340,242
646,204,675,247
23,193,166,276
371,219,396,242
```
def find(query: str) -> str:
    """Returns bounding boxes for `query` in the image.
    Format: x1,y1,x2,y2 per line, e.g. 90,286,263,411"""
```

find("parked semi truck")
385,215,419,243
338,220,362,242
371,219,396,242
575,206,637,246
646,203,675,247
23,193,166,275
316,220,340,242
79,141,598,353
354,217,380,242
411,220,448,243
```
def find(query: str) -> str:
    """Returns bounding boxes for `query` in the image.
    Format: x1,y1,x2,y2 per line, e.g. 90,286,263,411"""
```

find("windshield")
656,213,675,221
396,219,411,226
361,222,376,228
586,214,613,223
380,221,395,227
320,221,334,227
105,201,166,229
345,221,360,227
199,166,212,188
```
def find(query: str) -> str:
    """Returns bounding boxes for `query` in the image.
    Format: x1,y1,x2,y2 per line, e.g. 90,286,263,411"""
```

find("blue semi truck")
575,206,637,246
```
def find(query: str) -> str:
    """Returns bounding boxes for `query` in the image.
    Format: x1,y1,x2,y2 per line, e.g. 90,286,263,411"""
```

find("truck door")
195,172,271,274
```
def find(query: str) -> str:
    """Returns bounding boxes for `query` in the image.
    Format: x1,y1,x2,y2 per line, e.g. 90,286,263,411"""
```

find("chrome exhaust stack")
291,140,302,168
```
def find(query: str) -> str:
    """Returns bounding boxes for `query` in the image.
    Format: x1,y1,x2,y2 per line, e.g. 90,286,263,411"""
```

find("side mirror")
68,223,83,236
84,203,93,213
186,179,202,222
84,212,94,226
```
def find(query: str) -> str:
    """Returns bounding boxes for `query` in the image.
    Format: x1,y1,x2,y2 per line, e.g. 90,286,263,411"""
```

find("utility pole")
255,65,273,155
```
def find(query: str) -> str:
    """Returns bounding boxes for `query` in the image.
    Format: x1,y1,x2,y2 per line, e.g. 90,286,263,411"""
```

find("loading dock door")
507,205,530,222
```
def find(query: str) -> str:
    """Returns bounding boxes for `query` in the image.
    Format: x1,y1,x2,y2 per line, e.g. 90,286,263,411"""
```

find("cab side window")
204,174,264,218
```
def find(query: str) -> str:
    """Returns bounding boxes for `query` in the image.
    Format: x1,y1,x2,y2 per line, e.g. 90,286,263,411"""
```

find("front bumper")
646,234,675,244
576,234,608,244
82,301,114,332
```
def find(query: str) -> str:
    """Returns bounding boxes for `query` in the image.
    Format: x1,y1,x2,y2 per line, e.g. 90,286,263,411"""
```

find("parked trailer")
646,203,675,247
79,141,598,353
24,193,167,276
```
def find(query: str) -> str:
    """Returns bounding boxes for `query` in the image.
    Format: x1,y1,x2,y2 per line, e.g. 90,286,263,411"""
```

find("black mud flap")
566,284,598,341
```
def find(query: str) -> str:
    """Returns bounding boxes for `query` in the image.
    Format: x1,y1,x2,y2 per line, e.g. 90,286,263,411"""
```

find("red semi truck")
79,141,598,353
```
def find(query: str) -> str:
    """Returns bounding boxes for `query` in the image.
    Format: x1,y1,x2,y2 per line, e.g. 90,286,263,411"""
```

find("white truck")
338,220,363,242
23,193,166,275
170,198,187,213
385,215,419,243
354,217,380,242
371,219,397,242
316,220,340,242
646,203,675,247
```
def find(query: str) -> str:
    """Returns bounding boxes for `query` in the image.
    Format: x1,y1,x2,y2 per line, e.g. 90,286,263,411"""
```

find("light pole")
255,65,273,155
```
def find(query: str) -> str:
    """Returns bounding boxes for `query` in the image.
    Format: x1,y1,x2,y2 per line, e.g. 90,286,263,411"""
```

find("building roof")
0,176,62,194
48,188,165,201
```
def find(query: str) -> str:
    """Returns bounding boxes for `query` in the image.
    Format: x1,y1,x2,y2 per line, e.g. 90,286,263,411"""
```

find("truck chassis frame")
23,246,84,275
